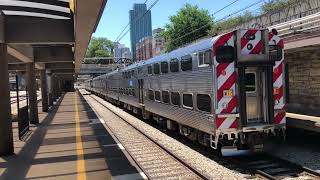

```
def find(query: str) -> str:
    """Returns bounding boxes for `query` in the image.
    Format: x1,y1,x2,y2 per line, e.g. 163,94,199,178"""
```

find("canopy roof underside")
0,0,71,19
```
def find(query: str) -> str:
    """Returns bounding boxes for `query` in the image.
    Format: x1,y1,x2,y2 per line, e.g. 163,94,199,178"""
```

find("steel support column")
0,43,14,155
58,79,62,97
52,77,57,101
47,72,53,107
26,63,39,124
40,70,48,112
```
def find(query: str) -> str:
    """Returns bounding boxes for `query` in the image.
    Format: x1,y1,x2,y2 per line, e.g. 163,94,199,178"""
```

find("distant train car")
85,28,285,153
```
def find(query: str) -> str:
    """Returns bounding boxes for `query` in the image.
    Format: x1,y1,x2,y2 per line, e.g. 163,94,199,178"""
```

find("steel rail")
229,153,320,180
89,94,210,180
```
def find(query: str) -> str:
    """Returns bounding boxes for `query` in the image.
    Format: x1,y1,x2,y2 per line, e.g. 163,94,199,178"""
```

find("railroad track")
85,94,209,180
150,122,320,180
227,153,320,180
10,96,27,104
84,92,320,180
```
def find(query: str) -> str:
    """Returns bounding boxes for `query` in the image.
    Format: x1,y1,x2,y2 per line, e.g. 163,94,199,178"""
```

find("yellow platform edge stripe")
75,94,87,180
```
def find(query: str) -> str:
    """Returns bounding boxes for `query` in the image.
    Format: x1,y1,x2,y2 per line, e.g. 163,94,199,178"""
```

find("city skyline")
93,0,259,48
129,3,152,61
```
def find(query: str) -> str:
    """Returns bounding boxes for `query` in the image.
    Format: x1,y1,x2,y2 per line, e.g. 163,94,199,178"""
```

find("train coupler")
210,134,219,150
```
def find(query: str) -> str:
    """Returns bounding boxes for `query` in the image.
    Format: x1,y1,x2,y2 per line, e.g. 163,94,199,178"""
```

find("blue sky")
93,0,264,48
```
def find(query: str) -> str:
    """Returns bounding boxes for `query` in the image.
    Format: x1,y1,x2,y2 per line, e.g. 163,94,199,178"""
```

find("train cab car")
85,28,286,154
211,29,285,152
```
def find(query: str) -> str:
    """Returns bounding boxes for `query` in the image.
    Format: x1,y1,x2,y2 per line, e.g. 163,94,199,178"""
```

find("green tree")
161,4,214,52
85,37,113,58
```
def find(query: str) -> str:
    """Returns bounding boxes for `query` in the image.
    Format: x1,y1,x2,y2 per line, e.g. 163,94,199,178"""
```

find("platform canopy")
0,0,106,79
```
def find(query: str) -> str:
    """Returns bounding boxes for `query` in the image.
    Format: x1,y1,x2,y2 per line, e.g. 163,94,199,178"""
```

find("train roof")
121,35,220,71
99,33,226,78
85,29,283,80
91,36,215,79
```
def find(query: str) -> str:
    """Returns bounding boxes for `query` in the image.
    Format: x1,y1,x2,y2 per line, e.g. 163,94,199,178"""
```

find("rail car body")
85,29,286,152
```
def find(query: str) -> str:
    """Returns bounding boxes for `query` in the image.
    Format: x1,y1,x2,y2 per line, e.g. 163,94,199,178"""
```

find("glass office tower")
129,3,152,61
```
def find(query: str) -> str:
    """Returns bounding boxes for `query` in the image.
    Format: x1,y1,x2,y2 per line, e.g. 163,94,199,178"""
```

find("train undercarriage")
89,90,286,156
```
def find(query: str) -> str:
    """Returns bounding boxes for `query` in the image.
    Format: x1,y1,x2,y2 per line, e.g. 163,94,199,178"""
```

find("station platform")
0,92,142,179
286,112,320,133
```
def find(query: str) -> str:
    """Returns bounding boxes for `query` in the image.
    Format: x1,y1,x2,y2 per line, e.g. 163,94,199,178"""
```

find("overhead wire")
114,0,149,42
212,0,240,16
114,0,158,43
169,0,265,45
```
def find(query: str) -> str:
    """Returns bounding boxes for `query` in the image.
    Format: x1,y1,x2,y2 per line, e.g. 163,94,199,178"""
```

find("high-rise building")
135,28,165,61
114,42,132,62
136,36,153,61
129,3,152,61
152,28,165,56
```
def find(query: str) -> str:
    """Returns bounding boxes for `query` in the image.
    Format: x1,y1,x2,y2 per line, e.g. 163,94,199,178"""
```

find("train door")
245,67,264,124
138,79,144,104
238,64,274,127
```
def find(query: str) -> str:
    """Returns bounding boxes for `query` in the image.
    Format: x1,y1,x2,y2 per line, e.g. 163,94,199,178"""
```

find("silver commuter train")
85,28,286,152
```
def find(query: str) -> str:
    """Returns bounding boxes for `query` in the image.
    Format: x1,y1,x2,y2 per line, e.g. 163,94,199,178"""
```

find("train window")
148,65,153,74
171,92,180,106
129,89,135,96
132,89,136,96
170,59,179,72
198,50,212,66
148,90,154,100
155,91,161,101
216,46,235,63
269,45,283,61
181,55,192,71
245,73,256,92
161,62,168,73
197,94,211,112
162,91,169,104
183,94,193,109
205,50,213,64
153,63,160,74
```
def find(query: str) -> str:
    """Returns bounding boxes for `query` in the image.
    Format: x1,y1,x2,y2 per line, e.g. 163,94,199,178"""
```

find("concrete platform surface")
0,92,142,180
286,112,320,133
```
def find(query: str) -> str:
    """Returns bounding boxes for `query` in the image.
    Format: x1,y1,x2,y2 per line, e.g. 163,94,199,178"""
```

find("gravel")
87,94,251,180
265,141,320,172
85,95,202,180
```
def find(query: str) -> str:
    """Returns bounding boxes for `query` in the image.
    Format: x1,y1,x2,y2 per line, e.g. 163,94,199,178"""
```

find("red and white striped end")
216,117,238,129
269,33,284,48
274,111,286,124
269,32,285,110
240,29,263,55
273,61,285,109
213,32,237,115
